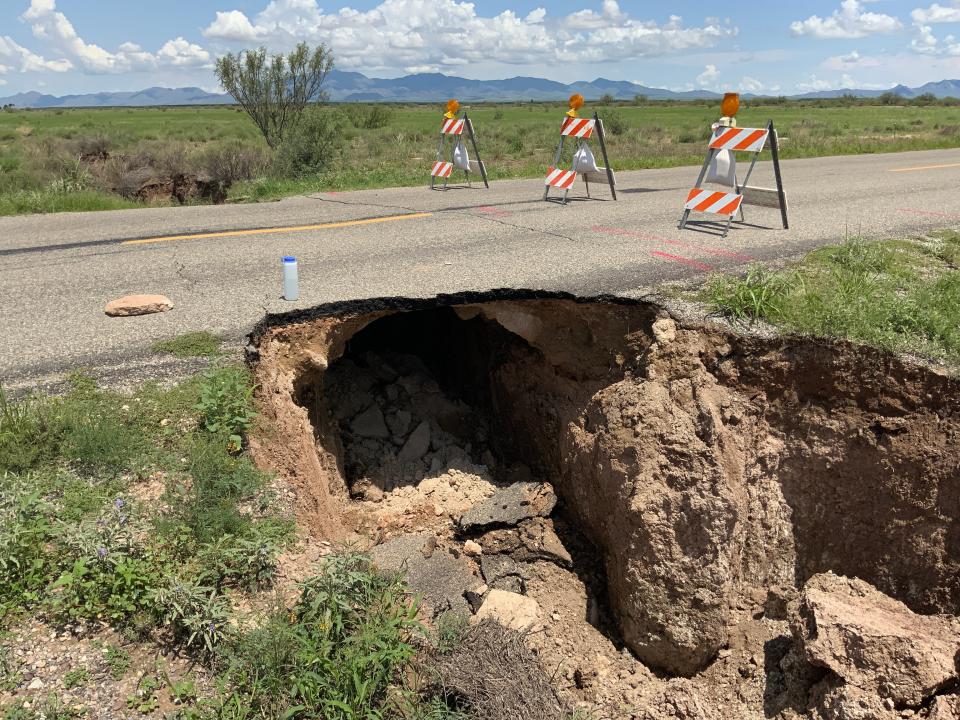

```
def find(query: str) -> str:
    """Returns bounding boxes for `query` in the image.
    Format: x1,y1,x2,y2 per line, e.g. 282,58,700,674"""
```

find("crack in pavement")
305,193,580,244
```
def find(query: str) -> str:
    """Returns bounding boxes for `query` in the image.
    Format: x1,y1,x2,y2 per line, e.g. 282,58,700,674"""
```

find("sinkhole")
249,290,960,678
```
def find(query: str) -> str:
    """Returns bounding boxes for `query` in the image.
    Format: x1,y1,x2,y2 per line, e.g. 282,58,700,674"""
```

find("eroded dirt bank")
247,291,960,719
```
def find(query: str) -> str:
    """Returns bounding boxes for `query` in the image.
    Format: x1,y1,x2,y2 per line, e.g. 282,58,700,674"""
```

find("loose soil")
247,290,960,719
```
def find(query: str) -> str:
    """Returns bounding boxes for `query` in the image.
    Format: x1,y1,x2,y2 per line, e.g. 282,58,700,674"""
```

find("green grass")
0,367,471,720
152,331,223,358
4,98,960,214
0,367,289,635
703,231,960,365
0,189,139,215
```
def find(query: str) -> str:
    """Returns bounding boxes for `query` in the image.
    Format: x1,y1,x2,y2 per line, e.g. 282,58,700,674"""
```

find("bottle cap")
282,256,296,263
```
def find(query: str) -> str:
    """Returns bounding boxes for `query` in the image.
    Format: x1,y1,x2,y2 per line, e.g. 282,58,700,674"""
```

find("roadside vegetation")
703,230,960,366
0,364,468,719
3,92,960,216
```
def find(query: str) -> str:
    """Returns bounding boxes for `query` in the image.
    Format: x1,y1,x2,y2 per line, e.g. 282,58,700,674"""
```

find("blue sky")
2,0,960,96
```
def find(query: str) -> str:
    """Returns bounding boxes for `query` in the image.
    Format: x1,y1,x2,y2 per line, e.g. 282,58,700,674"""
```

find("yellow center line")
121,212,433,246
888,162,960,173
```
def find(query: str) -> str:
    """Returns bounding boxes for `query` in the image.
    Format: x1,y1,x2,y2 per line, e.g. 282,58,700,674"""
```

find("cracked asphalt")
2,147,960,389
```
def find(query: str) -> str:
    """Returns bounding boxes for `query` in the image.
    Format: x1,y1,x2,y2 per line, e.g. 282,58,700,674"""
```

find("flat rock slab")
370,534,479,619
471,589,540,632
791,572,960,707
104,294,173,316
459,482,557,532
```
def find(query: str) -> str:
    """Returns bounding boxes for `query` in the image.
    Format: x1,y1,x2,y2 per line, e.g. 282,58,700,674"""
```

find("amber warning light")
720,93,740,128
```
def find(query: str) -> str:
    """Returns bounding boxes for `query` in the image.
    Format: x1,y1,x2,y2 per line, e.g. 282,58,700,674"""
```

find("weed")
0,642,21,691
153,332,224,358
103,644,131,679
126,675,160,714
164,433,265,544
218,553,420,719
150,575,230,653
62,667,90,689
0,386,56,473
704,264,795,322
193,366,257,450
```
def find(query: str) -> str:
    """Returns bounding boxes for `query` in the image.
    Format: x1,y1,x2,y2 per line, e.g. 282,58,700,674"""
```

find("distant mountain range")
3,72,960,108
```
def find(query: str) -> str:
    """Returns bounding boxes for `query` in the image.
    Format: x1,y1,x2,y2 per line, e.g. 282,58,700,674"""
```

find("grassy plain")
2,98,960,214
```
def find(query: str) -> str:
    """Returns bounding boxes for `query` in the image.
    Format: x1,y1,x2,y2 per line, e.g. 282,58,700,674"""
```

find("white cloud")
404,64,438,74
796,73,861,91
157,38,212,68
822,49,884,68
202,0,738,72
910,23,960,54
0,34,72,73
696,63,719,87
911,3,960,24
18,0,213,74
791,0,902,39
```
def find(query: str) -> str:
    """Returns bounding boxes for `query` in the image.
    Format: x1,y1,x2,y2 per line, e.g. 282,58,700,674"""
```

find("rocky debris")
104,294,173,317
463,540,482,557
324,350,488,494
369,534,479,619
929,695,960,720
350,405,389,439
481,554,529,594
397,421,431,463
765,585,798,621
477,518,573,568
791,573,960,708
472,589,541,632
459,481,557,532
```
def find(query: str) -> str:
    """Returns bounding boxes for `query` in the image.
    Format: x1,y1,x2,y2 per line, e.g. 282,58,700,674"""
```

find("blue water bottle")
282,256,299,301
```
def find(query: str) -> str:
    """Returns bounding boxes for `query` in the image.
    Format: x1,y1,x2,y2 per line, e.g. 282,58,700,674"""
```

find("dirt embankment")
247,291,960,719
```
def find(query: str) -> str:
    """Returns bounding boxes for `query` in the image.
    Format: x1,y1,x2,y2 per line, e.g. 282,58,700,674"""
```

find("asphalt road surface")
2,147,960,388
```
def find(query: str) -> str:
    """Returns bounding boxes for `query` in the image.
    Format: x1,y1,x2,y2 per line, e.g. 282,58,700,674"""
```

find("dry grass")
431,620,568,720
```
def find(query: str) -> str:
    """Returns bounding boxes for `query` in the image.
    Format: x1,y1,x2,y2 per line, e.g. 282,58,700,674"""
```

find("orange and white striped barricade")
544,111,617,204
430,100,489,191
678,120,788,237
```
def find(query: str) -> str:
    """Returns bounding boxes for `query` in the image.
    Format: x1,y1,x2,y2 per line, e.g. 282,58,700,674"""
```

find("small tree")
215,42,334,148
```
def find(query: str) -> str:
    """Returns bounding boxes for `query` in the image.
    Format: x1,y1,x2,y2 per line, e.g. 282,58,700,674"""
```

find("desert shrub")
73,134,112,160
152,141,193,179
195,140,268,195
90,156,150,198
272,107,344,178
349,104,395,130
603,110,628,136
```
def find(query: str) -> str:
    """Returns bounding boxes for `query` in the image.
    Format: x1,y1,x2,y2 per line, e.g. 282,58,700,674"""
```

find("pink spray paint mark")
650,251,714,272
591,226,754,262
477,205,513,218
898,208,960,219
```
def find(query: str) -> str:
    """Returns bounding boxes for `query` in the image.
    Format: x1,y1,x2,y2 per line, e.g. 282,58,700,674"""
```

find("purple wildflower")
96,547,108,559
